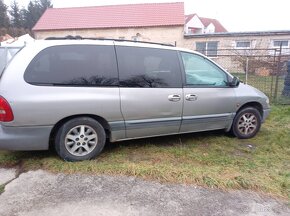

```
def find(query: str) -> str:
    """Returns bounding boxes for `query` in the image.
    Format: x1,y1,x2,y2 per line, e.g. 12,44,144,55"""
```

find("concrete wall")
34,26,185,46
182,34,290,50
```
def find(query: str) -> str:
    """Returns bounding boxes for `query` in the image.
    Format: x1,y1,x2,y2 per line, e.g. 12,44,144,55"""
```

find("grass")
0,105,290,200
0,185,4,194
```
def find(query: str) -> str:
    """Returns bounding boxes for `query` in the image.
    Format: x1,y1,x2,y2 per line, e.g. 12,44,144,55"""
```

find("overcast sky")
4,0,290,32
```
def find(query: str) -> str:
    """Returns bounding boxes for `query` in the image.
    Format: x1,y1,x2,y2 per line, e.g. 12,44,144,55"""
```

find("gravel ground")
0,169,289,216
0,168,16,185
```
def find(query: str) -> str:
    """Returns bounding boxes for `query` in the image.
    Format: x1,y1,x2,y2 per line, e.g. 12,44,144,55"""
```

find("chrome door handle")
185,94,198,101
168,94,181,102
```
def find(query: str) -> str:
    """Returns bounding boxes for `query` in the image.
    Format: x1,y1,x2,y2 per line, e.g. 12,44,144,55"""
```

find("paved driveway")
0,169,289,216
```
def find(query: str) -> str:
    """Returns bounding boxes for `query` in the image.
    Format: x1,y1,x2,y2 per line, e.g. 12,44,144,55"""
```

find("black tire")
55,117,106,161
232,107,262,139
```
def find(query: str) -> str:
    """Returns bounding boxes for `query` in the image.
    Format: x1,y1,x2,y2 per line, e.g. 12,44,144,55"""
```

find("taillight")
0,96,14,122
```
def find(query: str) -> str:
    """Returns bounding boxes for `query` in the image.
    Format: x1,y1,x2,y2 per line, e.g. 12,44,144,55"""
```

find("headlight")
266,97,270,105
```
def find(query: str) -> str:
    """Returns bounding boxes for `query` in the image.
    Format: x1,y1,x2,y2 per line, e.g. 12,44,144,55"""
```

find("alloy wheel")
237,113,257,136
65,125,98,156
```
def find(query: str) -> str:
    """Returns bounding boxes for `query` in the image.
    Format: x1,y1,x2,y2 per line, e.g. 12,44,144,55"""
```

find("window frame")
178,51,230,88
195,41,219,57
235,40,251,49
272,40,289,48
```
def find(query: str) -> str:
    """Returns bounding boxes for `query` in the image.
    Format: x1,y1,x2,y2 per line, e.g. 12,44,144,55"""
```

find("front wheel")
232,107,262,139
55,117,106,161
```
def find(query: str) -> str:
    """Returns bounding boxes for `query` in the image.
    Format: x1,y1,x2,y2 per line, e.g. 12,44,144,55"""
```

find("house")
184,14,227,35
184,31,290,74
33,2,185,46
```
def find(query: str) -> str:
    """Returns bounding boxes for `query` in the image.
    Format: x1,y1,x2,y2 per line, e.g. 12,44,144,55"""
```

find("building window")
235,41,251,49
196,41,218,57
273,40,289,48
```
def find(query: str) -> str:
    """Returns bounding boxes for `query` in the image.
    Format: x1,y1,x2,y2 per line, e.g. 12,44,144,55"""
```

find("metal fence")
207,48,290,104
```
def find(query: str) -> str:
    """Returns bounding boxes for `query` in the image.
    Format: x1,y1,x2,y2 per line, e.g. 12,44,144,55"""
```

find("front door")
116,45,183,138
179,52,237,133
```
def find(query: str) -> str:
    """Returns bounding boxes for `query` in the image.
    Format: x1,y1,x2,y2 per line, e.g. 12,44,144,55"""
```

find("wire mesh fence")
203,48,290,104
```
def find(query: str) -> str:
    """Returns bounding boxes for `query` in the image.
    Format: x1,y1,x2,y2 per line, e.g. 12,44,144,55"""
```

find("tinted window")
181,52,228,87
24,45,118,86
116,46,182,88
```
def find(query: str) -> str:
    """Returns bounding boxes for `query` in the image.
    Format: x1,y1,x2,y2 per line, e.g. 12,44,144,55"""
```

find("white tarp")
1,34,34,47
0,34,34,73
0,47,21,73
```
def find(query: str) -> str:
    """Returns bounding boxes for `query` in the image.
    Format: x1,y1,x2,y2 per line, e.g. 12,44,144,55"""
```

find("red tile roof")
185,14,227,33
199,17,227,32
184,14,196,24
33,2,185,31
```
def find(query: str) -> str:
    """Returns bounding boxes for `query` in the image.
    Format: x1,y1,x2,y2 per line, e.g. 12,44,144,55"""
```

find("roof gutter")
184,30,290,38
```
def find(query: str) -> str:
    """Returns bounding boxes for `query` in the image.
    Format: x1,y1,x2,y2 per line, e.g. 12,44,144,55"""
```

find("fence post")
245,57,249,84
270,49,278,100
274,45,282,102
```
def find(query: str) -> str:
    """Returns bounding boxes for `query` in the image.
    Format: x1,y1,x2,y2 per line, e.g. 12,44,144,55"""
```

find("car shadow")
103,129,228,152
0,130,230,163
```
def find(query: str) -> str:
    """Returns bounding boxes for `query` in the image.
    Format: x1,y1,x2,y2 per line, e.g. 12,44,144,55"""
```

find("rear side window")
116,46,182,88
24,45,118,86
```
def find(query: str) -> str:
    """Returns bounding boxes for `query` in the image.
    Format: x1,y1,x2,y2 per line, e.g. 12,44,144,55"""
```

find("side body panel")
178,51,237,133
120,88,183,138
181,87,236,132
115,45,184,138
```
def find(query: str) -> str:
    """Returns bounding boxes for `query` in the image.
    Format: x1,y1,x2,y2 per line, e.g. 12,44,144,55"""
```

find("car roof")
27,38,199,54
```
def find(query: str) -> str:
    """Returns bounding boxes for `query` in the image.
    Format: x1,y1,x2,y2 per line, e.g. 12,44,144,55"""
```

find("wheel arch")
237,101,263,118
49,114,111,149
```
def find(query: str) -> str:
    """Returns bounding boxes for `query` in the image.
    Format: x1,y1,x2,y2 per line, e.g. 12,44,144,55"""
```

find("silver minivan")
0,39,270,161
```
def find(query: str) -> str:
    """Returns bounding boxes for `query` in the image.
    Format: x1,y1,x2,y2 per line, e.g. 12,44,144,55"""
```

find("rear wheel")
232,107,262,139
55,117,106,161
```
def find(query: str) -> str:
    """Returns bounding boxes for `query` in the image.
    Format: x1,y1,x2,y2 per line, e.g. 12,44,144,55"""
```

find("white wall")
204,23,215,33
185,15,204,34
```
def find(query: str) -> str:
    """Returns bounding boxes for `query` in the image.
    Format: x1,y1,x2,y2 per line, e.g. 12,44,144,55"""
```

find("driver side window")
181,52,228,87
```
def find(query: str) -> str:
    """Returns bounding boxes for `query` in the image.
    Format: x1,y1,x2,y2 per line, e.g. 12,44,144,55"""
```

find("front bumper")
0,125,53,151
262,108,270,123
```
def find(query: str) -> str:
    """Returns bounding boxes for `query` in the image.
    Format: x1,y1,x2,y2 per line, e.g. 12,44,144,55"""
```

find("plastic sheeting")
0,34,34,73
0,47,23,74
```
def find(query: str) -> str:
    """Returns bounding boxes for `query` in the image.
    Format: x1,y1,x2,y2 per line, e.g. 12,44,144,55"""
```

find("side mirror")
228,76,240,87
